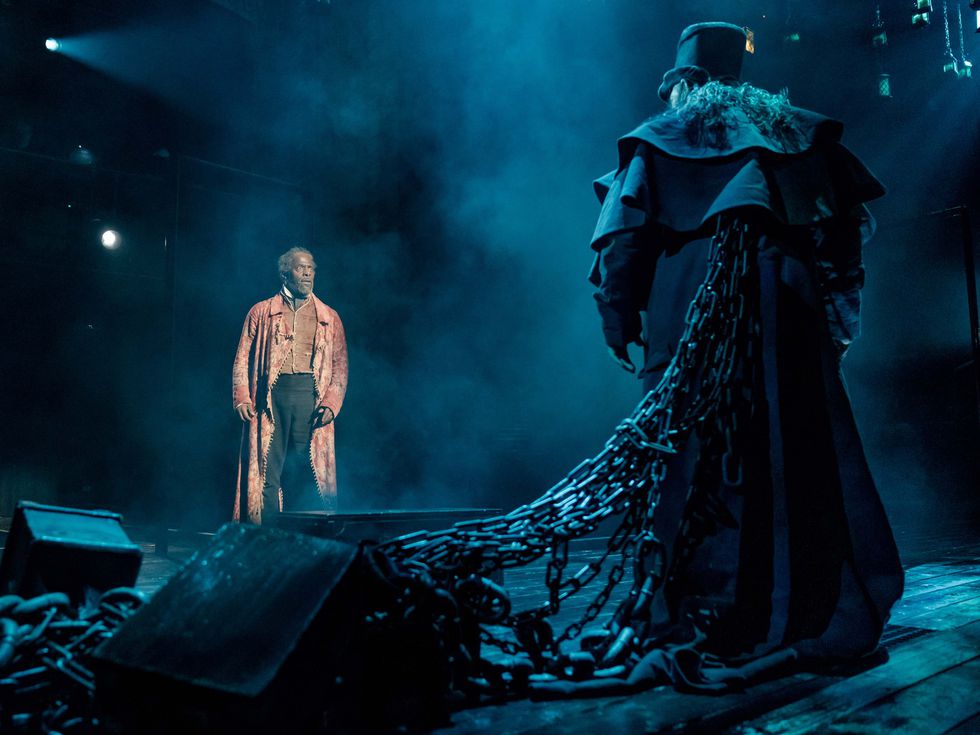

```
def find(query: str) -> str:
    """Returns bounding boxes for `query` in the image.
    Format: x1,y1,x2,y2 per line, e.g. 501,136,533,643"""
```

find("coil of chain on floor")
379,214,760,691
0,588,145,734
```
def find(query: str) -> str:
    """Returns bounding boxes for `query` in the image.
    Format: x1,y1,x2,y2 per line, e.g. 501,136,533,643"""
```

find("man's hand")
236,402,256,422
313,406,335,427
607,337,645,374
608,345,636,373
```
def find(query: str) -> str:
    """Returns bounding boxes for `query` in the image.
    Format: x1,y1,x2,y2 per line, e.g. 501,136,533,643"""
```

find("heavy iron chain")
0,588,145,734
380,214,759,680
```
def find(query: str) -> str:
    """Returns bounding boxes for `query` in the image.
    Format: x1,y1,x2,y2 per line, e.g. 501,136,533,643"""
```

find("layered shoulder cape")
591,105,885,250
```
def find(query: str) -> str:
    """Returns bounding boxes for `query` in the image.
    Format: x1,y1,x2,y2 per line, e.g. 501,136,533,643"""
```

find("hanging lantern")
959,58,974,78
878,73,893,97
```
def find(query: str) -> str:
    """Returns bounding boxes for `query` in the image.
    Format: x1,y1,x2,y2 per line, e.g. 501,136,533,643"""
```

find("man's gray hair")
278,246,316,278
665,81,807,152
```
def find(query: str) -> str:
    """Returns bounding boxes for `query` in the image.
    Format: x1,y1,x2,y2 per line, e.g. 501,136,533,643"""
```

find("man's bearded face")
284,252,315,297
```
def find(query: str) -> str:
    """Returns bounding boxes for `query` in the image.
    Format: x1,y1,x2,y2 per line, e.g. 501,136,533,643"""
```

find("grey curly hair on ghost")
665,81,808,151
277,246,316,279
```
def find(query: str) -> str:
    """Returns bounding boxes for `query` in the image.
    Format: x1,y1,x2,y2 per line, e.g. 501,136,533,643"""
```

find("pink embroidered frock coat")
232,293,348,523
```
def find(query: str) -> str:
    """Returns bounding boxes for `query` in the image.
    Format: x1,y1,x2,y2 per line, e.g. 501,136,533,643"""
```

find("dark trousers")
262,373,323,517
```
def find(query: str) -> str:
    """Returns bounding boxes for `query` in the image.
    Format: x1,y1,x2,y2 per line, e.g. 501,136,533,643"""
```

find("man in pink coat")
232,247,348,523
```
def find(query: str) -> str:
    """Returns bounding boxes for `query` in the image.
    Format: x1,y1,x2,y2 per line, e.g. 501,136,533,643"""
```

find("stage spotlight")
913,0,933,27
69,145,94,166
944,52,960,76
101,230,121,250
45,38,60,52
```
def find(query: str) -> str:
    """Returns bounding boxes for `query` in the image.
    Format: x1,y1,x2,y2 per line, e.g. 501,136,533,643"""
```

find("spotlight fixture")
960,58,974,78
913,0,933,27
878,72,893,97
69,146,94,166
101,230,121,250
44,38,60,52
943,51,960,75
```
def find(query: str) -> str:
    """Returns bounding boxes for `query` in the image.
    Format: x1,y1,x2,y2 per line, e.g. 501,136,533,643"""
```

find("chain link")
944,0,954,57
957,1,968,65
0,589,145,733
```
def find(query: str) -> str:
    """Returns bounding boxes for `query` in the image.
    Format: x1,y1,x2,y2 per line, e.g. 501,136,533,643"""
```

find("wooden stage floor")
129,516,980,735
3,515,980,734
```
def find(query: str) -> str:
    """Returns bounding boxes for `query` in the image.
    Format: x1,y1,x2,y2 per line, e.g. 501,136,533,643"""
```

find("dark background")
0,0,977,536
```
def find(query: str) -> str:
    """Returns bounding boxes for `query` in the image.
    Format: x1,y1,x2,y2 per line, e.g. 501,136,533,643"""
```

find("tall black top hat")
658,22,748,102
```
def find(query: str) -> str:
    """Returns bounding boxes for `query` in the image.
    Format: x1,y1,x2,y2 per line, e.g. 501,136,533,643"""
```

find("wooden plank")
446,672,832,735
943,712,980,735
903,563,980,584
895,572,980,601
898,595,980,632
890,581,980,625
880,624,930,648
733,619,980,735
893,586,980,629
817,657,980,735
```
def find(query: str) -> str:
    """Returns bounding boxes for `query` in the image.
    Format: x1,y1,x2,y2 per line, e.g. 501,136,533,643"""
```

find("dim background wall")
0,0,977,534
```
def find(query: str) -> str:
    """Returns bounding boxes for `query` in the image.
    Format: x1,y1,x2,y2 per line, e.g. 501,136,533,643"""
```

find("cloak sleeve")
814,205,876,348
232,305,259,409
589,230,659,348
590,143,657,253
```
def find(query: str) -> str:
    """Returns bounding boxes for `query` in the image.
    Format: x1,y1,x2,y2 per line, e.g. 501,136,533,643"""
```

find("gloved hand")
312,406,335,427
607,337,645,374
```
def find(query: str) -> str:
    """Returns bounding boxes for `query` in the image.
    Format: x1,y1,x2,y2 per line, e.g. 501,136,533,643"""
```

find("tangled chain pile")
381,215,760,684
0,588,145,734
